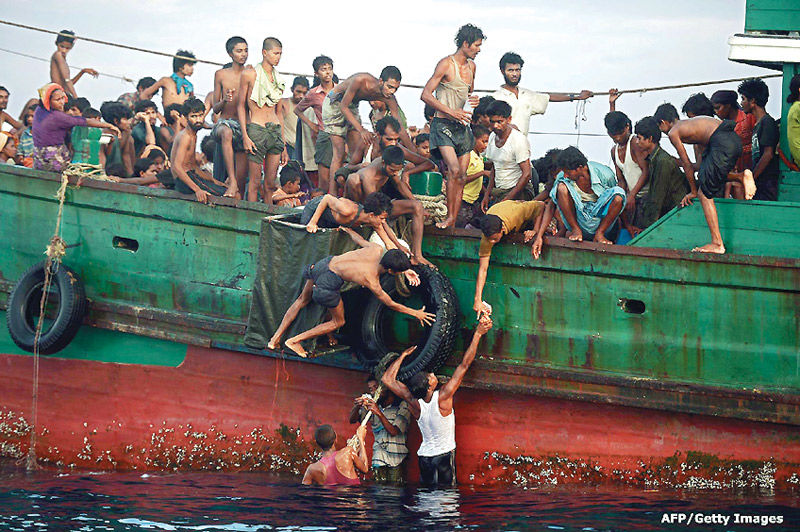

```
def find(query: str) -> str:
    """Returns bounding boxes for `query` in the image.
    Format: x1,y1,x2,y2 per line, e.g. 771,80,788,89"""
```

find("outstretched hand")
476,315,493,335
401,345,417,357
415,306,436,326
680,191,697,207
404,269,421,287
609,88,621,104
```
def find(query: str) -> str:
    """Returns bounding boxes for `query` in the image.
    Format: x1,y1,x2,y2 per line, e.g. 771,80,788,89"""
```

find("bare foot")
742,169,756,200
410,255,435,268
284,339,307,358
692,242,726,254
267,337,281,350
566,228,583,242
593,233,612,245
435,217,456,230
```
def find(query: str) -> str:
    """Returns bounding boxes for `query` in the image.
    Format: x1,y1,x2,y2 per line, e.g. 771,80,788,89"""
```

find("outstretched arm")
339,226,377,248
548,90,593,102
438,317,493,407
351,425,369,473
472,255,491,318
381,346,420,419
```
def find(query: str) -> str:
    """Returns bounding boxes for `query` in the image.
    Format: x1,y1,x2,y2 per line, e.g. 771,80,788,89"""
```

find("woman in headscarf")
31,83,119,172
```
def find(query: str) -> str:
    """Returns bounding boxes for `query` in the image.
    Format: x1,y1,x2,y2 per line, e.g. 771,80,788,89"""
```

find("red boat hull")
2,346,799,489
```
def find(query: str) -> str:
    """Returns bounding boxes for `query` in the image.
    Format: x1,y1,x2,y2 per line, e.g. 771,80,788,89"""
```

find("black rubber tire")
6,261,87,355
359,265,459,381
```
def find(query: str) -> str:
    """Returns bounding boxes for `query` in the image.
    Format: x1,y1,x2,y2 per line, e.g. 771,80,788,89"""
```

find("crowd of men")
1,23,798,488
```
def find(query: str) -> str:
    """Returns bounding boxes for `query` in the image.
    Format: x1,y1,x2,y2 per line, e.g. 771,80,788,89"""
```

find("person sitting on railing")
549,146,626,246
344,146,432,267
169,97,227,202
268,226,433,357
32,83,119,173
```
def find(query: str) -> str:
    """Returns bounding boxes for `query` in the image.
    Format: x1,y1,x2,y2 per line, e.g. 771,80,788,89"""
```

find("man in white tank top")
381,316,493,487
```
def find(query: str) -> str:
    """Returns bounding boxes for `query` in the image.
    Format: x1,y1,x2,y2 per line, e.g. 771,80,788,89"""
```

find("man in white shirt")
492,52,593,136
482,100,533,207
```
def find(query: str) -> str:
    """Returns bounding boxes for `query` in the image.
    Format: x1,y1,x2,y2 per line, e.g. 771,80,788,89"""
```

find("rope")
347,385,383,450
0,18,783,96
0,46,134,84
415,194,448,225
21,162,114,470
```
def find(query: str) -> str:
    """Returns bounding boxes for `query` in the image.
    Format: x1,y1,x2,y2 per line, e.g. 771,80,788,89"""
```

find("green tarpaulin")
244,214,368,350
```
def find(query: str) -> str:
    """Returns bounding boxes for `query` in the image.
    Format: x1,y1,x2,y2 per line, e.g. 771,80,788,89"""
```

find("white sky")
0,0,783,164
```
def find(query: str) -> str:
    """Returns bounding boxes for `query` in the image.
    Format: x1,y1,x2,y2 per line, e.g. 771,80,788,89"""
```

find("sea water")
1,461,798,531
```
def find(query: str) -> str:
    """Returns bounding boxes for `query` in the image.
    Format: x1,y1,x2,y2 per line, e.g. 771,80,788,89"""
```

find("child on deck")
273,163,305,207
100,101,135,177
653,103,755,254
144,50,197,110
0,133,18,165
120,157,160,186
458,124,490,228
49,30,98,98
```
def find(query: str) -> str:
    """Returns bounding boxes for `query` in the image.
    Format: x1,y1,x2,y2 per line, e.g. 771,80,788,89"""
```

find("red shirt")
295,85,329,125
734,109,756,172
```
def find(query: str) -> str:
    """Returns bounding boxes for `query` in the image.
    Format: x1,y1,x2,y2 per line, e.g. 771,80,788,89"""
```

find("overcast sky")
0,0,782,163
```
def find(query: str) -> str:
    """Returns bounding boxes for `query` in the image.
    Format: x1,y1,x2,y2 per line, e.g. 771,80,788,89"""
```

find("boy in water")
170,97,227,203
50,30,98,98
653,103,755,254
421,24,485,229
145,50,197,110
239,37,289,204
302,424,367,486
211,37,250,198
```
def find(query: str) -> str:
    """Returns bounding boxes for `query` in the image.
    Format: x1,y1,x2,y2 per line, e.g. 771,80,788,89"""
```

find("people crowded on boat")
1,23,787,262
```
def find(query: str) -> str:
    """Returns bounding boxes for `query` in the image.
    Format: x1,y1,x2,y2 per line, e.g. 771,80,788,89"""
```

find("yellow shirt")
463,151,484,204
478,200,545,257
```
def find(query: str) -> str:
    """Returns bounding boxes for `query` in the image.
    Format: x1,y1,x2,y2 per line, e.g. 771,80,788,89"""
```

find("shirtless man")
170,97,227,203
322,67,411,192
49,30,98,98
210,36,250,198
238,37,289,204
344,146,432,267
268,226,434,357
653,103,756,254
0,87,22,132
142,50,197,110
302,424,368,486
421,24,485,229
303,191,411,253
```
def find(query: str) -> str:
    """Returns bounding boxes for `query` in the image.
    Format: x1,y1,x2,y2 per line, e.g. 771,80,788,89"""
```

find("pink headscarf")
37,83,63,111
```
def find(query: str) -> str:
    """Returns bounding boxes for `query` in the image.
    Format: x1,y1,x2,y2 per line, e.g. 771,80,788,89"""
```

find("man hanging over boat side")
381,315,493,487
473,198,546,318
653,103,756,254
239,37,289,204
268,226,434,357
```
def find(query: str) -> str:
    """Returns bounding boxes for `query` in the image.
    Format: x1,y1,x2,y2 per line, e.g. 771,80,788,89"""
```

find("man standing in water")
381,315,493,487
302,424,368,486
421,24,485,229
238,37,288,204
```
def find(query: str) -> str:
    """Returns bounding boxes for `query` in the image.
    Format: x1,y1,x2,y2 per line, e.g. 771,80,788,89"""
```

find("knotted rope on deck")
414,194,447,225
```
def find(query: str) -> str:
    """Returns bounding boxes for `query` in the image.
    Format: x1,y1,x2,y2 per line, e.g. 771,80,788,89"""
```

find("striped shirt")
366,401,411,468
